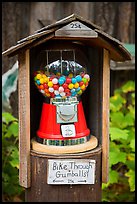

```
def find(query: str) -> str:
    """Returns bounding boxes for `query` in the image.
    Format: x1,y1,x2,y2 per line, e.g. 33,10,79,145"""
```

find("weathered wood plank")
102,49,110,183
30,145,102,158
18,49,31,188
26,147,102,202
2,31,55,57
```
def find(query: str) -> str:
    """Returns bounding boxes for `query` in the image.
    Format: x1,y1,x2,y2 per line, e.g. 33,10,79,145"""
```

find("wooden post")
102,48,110,183
18,49,31,188
26,146,102,202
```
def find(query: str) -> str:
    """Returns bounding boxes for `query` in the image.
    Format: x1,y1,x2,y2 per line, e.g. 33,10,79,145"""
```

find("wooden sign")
47,159,96,185
55,21,98,38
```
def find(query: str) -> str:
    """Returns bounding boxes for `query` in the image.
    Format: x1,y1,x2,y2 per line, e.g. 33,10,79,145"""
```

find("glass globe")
34,59,90,99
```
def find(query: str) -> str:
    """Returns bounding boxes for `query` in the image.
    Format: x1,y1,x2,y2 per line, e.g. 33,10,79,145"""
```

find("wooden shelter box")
2,14,131,202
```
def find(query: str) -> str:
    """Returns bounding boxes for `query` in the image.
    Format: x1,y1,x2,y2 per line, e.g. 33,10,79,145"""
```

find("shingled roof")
2,13,131,62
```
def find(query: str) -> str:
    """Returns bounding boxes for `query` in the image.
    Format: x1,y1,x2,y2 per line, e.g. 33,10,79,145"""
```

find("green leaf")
109,141,119,152
8,122,19,137
128,105,135,119
4,122,19,138
2,112,18,124
131,93,135,105
108,170,119,184
110,111,134,129
102,169,119,188
110,112,127,129
121,81,135,93
110,94,126,112
10,147,19,169
126,160,135,171
125,169,135,192
109,151,127,166
124,112,134,126
129,139,135,152
110,127,129,141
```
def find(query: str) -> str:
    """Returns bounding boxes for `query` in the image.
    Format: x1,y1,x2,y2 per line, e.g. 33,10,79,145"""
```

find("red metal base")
37,101,90,140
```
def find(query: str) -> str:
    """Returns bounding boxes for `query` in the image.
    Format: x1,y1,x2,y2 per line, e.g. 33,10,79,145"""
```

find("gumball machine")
33,49,98,152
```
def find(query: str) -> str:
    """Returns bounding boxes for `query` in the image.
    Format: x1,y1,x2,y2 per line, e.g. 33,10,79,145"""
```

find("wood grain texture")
26,146,102,202
102,49,110,183
18,49,31,188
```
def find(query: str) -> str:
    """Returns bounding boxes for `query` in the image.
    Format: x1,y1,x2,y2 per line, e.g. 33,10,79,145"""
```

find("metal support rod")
60,50,63,74
46,50,49,73
73,50,76,76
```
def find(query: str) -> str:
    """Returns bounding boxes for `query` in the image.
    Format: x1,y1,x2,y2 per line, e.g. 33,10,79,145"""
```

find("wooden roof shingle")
2,14,131,62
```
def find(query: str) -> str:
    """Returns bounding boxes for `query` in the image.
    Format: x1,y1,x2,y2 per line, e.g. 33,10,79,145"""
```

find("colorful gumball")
58,78,65,85
62,83,68,89
49,87,54,93
59,86,64,93
50,92,55,98
64,88,70,93
54,90,59,95
44,88,49,94
82,78,87,84
53,84,59,90
43,83,48,89
36,74,42,79
34,76,37,81
42,74,47,78
48,81,53,87
77,90,82,95
71,89,75,93
74,82,79,89
68,83,74,89
85,82,89,87
68,73,73,78
75,87,81,92
79,81,84,86
71,78,77,84
40,90,45,94
43,77,49,83
52,78,58,84
75,75,82,82
80,84,86,91
36,80,41,85
56,72,61,77
40,78,44,84
61,75,66,81
66,77,71,84
84,74,90,80
49,76,55,81
45,93,50,97
39,85,44,90
71,92,76,96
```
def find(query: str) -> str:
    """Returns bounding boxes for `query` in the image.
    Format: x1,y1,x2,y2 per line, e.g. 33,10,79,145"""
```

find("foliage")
102,80,135,202
2,112,25,202
2,80,135,202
